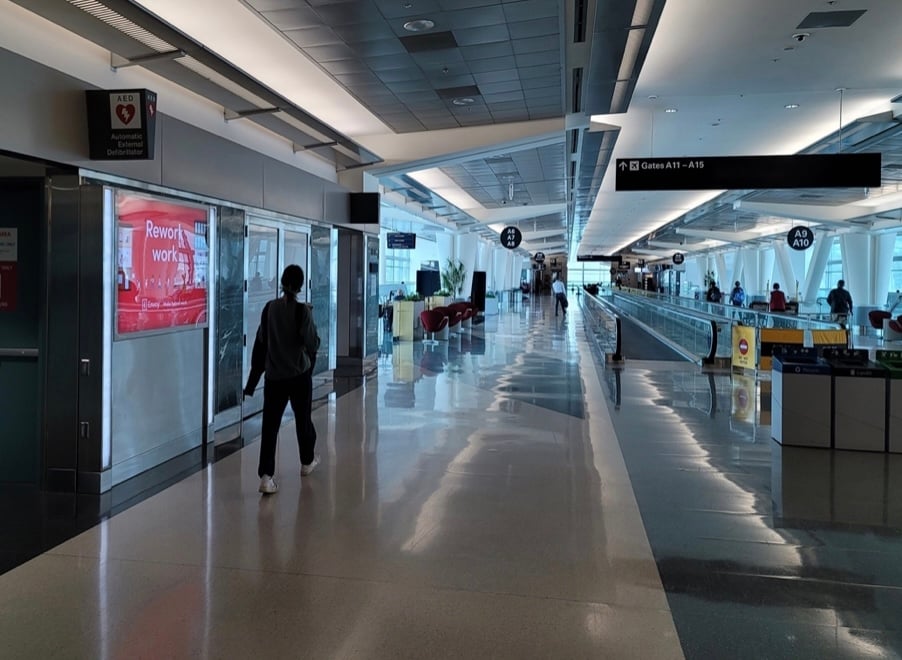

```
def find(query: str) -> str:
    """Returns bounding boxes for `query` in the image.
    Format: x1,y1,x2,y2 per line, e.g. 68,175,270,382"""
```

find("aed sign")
787,226,815,251
85,89,157,160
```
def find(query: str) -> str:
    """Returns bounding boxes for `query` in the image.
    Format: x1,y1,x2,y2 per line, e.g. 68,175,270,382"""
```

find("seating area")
420,303,477,343
868,309,902,341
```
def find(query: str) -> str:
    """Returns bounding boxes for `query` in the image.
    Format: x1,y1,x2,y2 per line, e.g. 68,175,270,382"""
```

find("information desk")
824,349,887,452
772,348,832,448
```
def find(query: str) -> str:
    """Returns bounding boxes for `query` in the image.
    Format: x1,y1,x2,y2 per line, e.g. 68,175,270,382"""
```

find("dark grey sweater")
245,297,319,390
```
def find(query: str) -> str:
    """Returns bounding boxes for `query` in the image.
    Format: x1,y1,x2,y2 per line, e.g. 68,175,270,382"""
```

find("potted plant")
441,259,467,300
427,289,453,309
394,293,426,340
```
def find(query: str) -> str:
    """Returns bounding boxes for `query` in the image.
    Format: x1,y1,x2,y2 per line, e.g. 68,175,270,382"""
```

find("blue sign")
387,232,416,249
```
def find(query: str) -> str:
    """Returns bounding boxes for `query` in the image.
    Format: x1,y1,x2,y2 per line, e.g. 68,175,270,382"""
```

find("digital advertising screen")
115,191,209,336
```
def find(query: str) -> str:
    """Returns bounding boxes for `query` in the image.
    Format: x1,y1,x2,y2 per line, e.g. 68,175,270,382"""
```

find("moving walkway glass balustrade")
580,292,620,359
612,292,730,361
620,288,838,330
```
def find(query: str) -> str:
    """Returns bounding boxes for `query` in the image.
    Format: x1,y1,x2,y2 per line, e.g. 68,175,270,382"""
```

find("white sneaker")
258,475,278,494
301,455,320,476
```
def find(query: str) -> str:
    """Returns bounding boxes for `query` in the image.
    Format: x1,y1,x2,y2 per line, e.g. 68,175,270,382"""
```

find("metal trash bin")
772,347,832,448
824,348,888,452
876,350,902,453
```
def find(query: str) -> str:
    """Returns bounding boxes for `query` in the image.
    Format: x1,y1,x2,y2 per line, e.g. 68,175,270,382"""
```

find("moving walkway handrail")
0,348,38,358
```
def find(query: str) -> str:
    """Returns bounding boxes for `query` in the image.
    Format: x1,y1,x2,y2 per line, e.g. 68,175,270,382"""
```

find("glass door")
213,207,245,443
0,178,43,483
243,224,279,416
283,230,309,302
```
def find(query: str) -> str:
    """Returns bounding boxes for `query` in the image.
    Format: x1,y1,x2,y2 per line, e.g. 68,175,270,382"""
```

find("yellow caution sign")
732,325,758,371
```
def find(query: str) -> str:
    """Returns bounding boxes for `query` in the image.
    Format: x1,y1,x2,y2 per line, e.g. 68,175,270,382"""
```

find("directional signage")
786,226,815,251
672,252,685,265
577,255,622,262
500,226,522,249
615,153,881,191
534,251,546,263
387,232,416,249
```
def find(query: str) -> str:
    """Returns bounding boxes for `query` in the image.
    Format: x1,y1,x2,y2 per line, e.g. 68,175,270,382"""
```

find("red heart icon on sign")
115,104,136,125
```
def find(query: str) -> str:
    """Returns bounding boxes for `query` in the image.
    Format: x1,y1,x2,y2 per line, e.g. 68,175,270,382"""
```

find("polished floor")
3,298,902,658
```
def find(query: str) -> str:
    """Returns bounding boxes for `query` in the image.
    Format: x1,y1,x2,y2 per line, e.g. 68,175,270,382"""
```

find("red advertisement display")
116,192,208,335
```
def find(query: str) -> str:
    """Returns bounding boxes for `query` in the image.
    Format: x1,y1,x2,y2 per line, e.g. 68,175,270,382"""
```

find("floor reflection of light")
400,432,482,553
99,521,109,660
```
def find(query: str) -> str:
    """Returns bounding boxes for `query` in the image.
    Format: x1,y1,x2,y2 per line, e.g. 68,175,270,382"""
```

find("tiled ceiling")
441,143,567,208
244,0,564,134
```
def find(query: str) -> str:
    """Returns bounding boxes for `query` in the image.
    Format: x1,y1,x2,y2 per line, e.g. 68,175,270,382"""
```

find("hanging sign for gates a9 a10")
787,226,815,251
534,251,546,263
500,226,522,250
672,252,685,265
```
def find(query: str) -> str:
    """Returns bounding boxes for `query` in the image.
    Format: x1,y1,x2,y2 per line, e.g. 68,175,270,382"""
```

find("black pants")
555,292,567,315
258,373,316,477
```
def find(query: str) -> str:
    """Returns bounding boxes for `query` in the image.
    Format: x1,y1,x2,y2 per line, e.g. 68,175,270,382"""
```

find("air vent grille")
66,0,175,52
571,68,583,114
573,0,588,42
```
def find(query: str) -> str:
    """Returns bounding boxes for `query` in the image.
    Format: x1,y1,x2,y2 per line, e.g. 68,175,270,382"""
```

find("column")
742,249,761,297
761,247,775,289
801,234,833,305
874,232,897,308
456,234,479,298
715,253,728,290
840,233,872,305
774,241,797,299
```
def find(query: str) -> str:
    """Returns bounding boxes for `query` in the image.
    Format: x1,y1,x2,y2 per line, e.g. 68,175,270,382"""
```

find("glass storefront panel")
284,229,309,300
245,224,279,407
310,224,332,376
214,207,245,422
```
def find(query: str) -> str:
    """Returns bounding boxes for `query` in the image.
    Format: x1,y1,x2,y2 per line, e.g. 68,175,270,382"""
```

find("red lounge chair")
420,309,449,344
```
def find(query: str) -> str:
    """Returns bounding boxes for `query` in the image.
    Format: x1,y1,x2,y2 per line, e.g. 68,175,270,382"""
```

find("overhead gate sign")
615,153,881,191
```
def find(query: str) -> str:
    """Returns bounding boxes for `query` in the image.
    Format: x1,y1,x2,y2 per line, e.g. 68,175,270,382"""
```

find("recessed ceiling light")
665,108,678,113
648,94,658,100
403,19,435,32
785,103,800,109
452,97,475,106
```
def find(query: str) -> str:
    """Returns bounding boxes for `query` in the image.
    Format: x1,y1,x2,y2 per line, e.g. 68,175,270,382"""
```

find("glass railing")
610,292,727,362
580,292,621,361
610,286,839,331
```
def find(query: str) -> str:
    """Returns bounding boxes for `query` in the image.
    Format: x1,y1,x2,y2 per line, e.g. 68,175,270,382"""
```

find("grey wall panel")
263,159,328,221
160,117,265,208
0,48,353,222
0,48,163,185
110,329,204,484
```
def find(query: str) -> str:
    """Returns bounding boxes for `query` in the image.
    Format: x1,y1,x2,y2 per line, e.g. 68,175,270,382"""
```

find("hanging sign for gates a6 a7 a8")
500,226,522,249
787,226,815,251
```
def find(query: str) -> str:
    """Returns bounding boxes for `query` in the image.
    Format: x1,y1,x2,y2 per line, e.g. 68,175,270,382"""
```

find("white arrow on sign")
619,162,627,171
